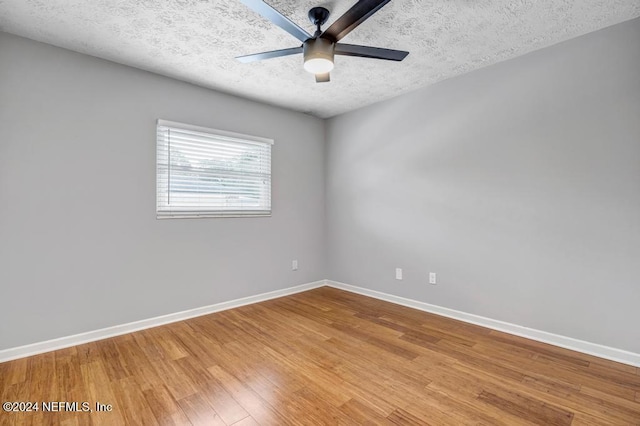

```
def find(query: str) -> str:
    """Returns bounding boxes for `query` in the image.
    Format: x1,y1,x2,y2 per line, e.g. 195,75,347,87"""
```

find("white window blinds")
156,120,273,218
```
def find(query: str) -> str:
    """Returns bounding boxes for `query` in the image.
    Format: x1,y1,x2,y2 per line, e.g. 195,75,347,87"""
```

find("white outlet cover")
429,272,437,285
292,260,298,271
395,268,403,280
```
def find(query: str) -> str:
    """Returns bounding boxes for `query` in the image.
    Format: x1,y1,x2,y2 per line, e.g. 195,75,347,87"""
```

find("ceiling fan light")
303,38,335,74
304,58,334,74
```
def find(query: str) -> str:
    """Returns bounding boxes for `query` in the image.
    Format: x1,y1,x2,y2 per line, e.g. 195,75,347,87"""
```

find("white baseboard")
0,280,325,363
325,280,640,368
3,279,639,368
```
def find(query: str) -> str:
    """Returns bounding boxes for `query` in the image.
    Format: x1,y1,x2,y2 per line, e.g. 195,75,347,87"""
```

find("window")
156,120,273,218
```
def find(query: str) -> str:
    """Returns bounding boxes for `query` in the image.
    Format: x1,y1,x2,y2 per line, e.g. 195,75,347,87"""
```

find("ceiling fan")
236,0,409,83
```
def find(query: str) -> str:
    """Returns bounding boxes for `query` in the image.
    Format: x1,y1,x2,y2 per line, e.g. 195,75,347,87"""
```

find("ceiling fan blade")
315,73,330,83
240,0,312,42
335,43,408,61
321,0,391,42
236,47,303,63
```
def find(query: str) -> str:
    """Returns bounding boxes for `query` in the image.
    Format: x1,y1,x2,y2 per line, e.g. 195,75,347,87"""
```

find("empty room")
1,0,639,424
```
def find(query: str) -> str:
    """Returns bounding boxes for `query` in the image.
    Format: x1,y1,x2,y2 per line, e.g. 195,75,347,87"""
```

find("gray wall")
0,33,326,350
325,18,640,353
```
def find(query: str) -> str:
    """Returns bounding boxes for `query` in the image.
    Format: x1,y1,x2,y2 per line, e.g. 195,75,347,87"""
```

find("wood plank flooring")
1,286,639,425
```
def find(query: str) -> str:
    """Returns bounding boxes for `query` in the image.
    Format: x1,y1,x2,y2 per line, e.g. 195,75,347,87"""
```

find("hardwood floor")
1,286,639,425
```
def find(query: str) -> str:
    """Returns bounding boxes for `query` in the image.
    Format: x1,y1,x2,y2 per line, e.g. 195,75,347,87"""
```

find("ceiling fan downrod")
308,6,330,37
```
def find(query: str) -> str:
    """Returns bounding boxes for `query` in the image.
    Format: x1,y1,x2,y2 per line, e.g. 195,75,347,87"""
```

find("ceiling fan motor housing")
303,37,335,64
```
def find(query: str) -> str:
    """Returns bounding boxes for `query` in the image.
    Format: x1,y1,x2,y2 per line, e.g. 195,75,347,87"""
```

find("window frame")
156,119,274,219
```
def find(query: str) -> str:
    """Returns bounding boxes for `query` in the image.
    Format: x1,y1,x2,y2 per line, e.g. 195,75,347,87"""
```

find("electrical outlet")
292,260,298,271
395,268,403,280
429,272,437,285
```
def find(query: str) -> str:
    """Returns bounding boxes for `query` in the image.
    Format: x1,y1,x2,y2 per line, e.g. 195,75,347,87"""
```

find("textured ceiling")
1,1,639,118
